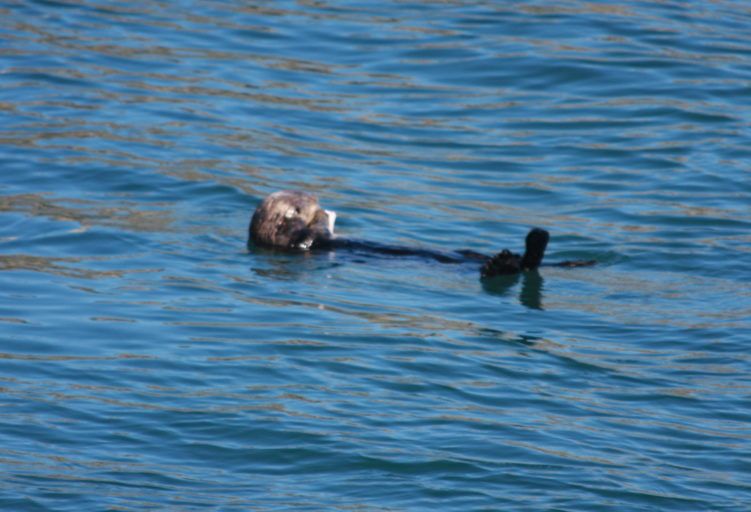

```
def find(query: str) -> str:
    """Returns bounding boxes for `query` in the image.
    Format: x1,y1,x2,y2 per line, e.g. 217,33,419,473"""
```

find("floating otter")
248,190,593,277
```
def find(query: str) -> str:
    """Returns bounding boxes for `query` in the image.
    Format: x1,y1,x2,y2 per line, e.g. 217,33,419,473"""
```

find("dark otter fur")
248,190,594,277
480,228,549,277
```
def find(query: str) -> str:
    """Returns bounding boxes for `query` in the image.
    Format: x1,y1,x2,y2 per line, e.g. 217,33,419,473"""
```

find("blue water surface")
1,1,750,510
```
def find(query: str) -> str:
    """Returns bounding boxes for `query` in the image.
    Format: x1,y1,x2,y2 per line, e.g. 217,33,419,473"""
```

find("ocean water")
1,0,750,510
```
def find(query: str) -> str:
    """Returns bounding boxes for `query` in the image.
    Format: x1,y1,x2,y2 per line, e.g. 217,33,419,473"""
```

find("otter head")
249,190,336,250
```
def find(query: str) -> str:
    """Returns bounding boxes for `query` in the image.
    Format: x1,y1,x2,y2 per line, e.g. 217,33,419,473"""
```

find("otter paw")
480,249,521,278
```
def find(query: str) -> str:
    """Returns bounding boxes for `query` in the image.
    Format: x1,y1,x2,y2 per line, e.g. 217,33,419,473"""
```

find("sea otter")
248,190,593,277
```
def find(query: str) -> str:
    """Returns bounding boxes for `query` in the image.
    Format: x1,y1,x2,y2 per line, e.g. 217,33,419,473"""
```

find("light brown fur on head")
249,190,335,250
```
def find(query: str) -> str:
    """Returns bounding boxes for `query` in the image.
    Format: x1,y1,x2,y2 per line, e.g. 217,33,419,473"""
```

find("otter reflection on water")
249,190,594,278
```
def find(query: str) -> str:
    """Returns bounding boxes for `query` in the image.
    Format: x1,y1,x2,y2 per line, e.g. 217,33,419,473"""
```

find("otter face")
249,190,336,250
